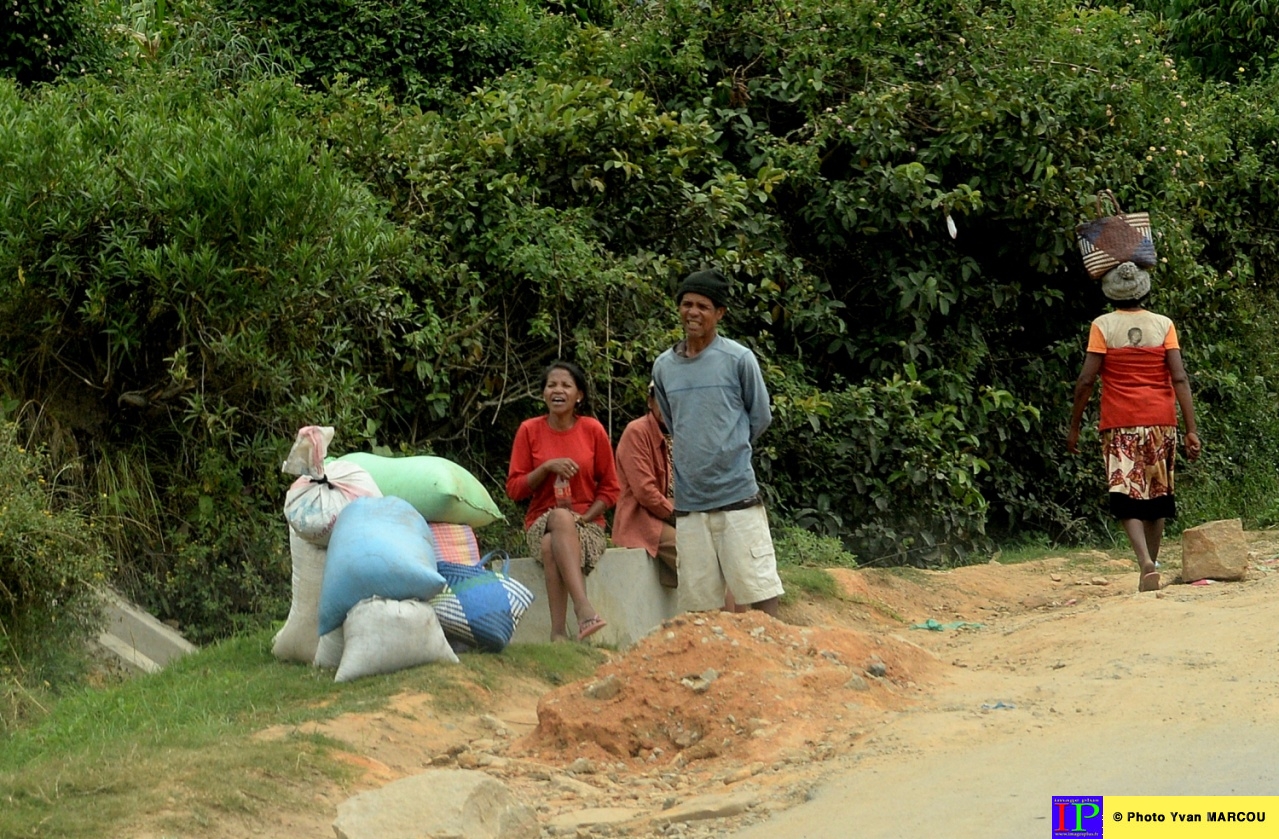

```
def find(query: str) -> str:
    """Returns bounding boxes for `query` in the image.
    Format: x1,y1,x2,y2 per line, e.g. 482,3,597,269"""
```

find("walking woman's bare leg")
1122,518,1155,572
1123,518,1163,590
1144,519,1165,565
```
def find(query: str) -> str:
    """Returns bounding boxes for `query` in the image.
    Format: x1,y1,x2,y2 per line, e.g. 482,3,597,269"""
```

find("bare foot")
576,614,608,641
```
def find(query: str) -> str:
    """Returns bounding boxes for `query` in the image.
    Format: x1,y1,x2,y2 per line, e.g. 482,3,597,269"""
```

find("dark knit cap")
676,269,731,308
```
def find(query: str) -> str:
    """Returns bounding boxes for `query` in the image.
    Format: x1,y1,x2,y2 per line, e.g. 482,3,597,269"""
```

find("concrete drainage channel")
96,588,198,674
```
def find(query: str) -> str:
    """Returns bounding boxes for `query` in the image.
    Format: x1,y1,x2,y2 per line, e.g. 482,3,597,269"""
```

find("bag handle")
481,549,511,575
1094,189,1123,218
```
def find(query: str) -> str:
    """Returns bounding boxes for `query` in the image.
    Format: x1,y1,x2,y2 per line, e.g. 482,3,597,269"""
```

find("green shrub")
1125,0,1279,80
773,525,858,570
764,367,1039,565
217,0,559,109
0,0,105,85
0,71,423,637
12,0,1279,642
0,418,109,722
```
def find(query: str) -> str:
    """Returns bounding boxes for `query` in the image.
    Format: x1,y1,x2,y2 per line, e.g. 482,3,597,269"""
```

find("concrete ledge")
507,547,681,648
95,632,161,675
99,588,198,670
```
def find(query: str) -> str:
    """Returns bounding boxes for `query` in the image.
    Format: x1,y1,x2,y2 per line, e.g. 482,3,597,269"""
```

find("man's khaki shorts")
675,504,784,612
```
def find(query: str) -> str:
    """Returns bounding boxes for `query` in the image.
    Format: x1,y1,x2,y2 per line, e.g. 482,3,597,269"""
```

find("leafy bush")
217,0,561,109
773,525,858,569
559,0,1279,545
0,0,105,85
0,417,109,720
764,366,1039,565
0,71,423,636
313,66,835,452
1126,0,1279,80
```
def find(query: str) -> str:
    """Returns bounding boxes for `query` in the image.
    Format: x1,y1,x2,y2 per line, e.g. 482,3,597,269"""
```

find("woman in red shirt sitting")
1067,262,1202,591
506,361,620,641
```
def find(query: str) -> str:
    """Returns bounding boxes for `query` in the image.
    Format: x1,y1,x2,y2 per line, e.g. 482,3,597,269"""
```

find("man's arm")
652,361,674,433
740,352,772,442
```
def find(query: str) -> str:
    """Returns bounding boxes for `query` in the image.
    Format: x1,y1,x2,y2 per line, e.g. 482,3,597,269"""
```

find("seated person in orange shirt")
612,382,679,587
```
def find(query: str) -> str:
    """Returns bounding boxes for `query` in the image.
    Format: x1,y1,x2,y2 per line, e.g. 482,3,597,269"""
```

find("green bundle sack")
335,452,504,528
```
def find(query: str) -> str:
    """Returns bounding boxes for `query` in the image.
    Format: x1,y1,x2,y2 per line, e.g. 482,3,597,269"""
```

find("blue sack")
430,552,534,653
318,496,445,636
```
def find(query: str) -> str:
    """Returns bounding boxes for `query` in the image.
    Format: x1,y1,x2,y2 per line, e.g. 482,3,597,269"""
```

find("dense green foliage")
5,0,1279,649
217,0,562,109
0,417,108,717
0,0,103,85
0,67,422,638
1128,1,1279,80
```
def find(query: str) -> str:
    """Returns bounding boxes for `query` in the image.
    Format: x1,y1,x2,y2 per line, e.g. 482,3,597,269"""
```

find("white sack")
335,598,458,683
282,425,380,547
272,529,327,663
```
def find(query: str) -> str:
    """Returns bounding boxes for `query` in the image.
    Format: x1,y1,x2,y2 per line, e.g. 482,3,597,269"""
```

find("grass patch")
984,535,1065,566
836,591,907,623
0,627,602,838
1063,556,1127,576
871,566,931,584
775,525,859,603
774,526,858,570
779,566,840,602
776,565,907,623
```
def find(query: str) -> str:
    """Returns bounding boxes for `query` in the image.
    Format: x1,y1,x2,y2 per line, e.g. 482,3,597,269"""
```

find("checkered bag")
429,552,534,652
428,522,483,566
1076,189,1156,279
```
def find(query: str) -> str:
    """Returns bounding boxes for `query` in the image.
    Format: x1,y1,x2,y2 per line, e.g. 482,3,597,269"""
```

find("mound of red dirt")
518,609,940,768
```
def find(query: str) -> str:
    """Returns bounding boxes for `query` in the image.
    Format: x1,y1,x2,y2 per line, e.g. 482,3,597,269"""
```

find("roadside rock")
652,791,758,824
1181,519,1249,582
332,769,537,839
547,807,645,830
584,674,622,701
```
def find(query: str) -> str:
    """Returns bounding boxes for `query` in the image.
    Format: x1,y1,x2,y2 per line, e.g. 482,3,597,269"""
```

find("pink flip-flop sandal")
577,615,607,642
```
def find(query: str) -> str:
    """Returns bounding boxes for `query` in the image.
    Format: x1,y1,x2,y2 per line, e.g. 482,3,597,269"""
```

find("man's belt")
673,494,762,517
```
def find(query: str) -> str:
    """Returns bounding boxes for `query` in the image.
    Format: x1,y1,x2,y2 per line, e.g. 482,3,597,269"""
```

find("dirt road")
733,551,1279,839
226,536,1278,839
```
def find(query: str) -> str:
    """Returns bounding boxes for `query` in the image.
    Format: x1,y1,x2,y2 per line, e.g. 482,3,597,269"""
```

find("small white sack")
335,598,458,683
313,627,343,669
282,426,381,547
272,530,327,663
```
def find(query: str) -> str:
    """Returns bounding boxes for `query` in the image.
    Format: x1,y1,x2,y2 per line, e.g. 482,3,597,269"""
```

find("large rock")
333,769,538,839
1180,518,1249,582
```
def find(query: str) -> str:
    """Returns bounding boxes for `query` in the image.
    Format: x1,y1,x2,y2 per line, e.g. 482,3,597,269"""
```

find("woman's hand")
1184,431,1202,462
543,458,580,478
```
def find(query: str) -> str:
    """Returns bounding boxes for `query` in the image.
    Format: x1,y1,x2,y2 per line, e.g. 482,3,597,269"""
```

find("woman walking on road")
1067,261,1202,591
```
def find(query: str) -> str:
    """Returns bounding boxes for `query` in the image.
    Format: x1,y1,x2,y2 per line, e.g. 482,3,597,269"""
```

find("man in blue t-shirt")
652,268,784,616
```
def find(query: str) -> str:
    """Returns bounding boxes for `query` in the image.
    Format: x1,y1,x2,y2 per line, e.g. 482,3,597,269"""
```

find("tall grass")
0,406,109,731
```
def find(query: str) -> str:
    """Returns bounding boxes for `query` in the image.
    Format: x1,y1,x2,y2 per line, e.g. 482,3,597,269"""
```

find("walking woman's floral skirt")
1101,425,1178,521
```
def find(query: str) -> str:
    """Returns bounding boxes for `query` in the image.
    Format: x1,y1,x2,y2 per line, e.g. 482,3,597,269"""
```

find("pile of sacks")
272,426,529,682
